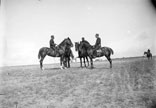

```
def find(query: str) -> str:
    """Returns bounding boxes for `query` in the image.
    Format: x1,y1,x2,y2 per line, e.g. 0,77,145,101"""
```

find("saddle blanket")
97,49,102,53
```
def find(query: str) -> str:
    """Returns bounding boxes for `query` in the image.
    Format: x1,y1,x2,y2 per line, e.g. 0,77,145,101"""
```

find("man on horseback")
81,37,90,45
50,35,56,49
93,33,101,57
49,35,59,56
94,33,101,50
144,49,152,60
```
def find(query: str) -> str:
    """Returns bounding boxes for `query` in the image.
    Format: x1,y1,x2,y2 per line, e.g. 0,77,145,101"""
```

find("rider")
147,49,150,53
94,33,101,50
49,35,60,56
80,37,90,50
49,35,56,49
93,33,101,57
81,37,90,44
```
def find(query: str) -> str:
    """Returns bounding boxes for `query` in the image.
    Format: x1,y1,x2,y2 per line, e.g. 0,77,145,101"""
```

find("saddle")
50,46,60,56
93,48,102,58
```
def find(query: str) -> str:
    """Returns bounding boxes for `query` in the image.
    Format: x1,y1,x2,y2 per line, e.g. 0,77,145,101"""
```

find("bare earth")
0,57,156,108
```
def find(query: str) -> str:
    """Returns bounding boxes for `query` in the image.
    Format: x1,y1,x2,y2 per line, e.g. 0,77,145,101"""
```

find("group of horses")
38,37,114,70
38,37,152,70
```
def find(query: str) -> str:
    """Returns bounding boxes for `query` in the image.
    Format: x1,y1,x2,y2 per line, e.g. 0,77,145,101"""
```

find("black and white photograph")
0,0,156,108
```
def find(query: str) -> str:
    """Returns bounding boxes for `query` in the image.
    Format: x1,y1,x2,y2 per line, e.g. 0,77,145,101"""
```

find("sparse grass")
0,57,156,108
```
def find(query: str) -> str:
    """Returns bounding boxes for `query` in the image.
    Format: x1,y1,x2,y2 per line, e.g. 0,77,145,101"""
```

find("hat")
95,33,99,37
51,35,54,38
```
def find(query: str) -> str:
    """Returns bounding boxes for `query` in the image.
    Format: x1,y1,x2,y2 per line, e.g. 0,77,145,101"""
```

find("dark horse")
75,42,89,67
63,46,74,68
79,41,114,68
38,37,73,70
144,51,152,60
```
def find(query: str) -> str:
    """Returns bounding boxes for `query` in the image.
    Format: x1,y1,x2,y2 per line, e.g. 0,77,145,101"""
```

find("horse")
75,42,89,67
79,41,114,68
38,37,73,70
63,46,74,68
144,51,152,60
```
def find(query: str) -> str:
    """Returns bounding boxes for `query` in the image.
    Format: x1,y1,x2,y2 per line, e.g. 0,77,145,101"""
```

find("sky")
0,0,156,66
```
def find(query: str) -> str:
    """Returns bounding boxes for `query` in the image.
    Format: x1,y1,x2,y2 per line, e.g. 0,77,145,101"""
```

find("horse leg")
89,57,94,69
91,58,94,69
106,56,112,68
80,57,82,67
64,58,68,69
83,57,86,67
86,56,89,66
68,57,70,68
39,59,43,70
60,57,65,69
64,57,67,68
40,56,45,70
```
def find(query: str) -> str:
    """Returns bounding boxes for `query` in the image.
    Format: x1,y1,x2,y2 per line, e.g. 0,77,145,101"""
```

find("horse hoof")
41,67,45,70
60,66,66,69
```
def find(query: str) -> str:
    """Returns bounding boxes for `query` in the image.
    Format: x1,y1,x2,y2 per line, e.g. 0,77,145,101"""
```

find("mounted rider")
147,49,150,53
81,37,90,44
93,33,101,57
49,35,59,56
80,37,90,50
94,33,101,50
50,35,56,49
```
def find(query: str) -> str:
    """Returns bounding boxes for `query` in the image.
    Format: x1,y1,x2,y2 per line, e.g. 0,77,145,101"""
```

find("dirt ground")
0,57,156,108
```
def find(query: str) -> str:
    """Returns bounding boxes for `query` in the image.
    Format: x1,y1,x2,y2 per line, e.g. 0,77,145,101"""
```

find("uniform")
94,37,101,50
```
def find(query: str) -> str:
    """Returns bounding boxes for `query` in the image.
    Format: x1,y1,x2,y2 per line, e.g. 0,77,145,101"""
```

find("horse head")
58,37,73,48
66,37,73,47
144,51,147,55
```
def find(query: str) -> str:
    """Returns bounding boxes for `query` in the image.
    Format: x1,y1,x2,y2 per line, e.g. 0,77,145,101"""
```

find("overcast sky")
1,0,156,66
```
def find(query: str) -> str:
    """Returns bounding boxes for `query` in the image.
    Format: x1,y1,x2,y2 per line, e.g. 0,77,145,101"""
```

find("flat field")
0,57,156,108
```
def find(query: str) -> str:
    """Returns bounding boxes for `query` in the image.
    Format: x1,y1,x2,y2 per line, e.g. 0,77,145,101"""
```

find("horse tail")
38,49,41,59
109,48,114,55
38,47,49,60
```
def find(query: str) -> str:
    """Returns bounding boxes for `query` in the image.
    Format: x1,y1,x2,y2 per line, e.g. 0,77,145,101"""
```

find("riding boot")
93,50,97,58
55,49,59,57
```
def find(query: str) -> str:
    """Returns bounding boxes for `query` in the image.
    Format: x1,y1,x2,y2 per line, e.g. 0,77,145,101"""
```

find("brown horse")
75,42,89,67
79,41,114,68
38,37,73,70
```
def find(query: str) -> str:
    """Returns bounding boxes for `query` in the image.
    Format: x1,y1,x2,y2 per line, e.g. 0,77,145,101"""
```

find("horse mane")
58,38,67,47
80,41,92,49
